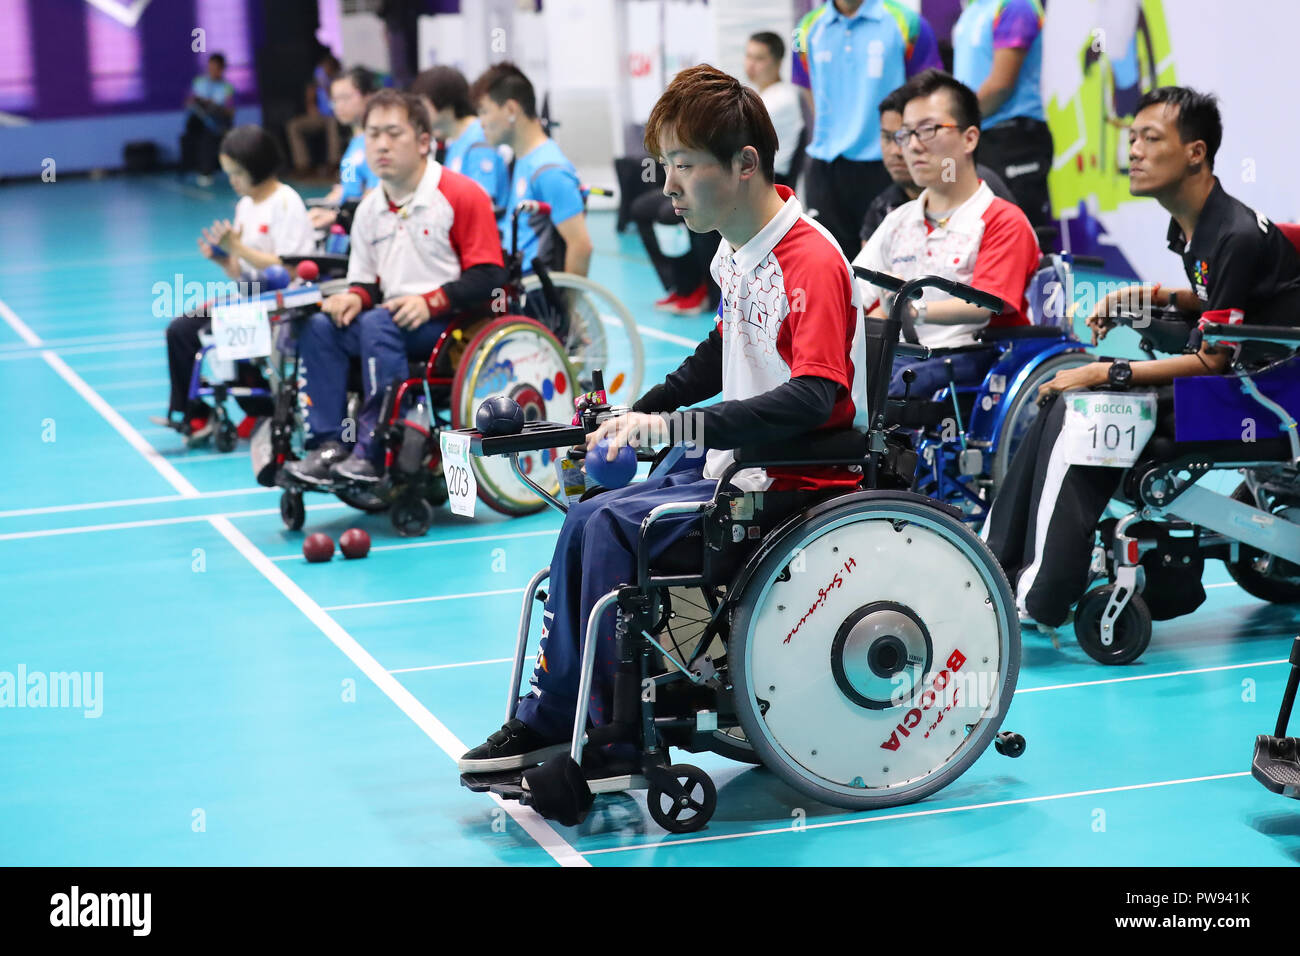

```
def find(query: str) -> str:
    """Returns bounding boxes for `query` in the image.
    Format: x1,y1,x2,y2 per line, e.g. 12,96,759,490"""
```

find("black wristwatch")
1107,359,1133,390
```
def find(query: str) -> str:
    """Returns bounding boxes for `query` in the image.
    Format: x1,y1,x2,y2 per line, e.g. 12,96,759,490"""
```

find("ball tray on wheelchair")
454,420,588,457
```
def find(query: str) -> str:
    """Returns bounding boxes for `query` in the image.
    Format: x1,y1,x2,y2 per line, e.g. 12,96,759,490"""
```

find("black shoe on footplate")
458,718,568,774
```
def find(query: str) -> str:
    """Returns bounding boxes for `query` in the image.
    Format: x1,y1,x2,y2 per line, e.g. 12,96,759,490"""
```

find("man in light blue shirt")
181,53,235,186
952,0,1052,226
412,66,510,217
792,0,942,256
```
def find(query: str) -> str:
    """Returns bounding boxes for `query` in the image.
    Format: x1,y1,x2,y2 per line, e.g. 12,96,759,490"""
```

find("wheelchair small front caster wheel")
1075,585,1151,665
215,417,238,453
994,731,1026,758
647,764,716,834
280,491,305,531
391,494,433,537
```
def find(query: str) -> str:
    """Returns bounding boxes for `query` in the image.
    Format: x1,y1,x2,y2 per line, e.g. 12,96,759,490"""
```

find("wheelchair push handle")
852,266,1004,314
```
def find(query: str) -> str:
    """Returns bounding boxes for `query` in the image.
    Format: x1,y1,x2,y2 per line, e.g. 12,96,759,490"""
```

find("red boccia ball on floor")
303,533,335,563
339,528,371,559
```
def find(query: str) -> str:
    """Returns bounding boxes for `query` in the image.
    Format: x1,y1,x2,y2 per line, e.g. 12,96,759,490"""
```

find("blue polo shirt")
508,138,584,275
444,119,510,213
338,132,378,202
792,0,941,163
191,75,233,107
953,0,1045,128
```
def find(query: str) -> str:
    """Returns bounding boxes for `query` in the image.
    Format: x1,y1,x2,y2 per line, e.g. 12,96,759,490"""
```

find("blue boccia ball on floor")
262,264,292,291
476,396,525,436
586,438,637,489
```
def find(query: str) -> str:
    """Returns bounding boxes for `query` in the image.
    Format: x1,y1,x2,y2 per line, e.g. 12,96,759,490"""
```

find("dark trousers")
165,312,273,418
804,156,891,258
630,190,716,298
179,113,228,177
977,118,1054,229
983,388,1175,625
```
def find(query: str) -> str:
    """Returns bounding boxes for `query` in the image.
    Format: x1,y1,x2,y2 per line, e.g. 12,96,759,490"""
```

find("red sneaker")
654,291,683,312
668,284,710,315
236,415,259,440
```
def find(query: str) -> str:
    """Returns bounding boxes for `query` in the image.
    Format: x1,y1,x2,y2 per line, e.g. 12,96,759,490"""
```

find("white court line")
63,357,163,373
1,294,584,866
0,330,159,353
635,324,700,349
1016,658,1289,694
324,587,526,612
0,486,275,519
0,341,161,362
113,400,171,412
0,299,196,498
0,502,347,541
172,451,252,464
88,377,170,391
268,527,560,561
389,658,513,674
581,771,1252,857
210,516,586,866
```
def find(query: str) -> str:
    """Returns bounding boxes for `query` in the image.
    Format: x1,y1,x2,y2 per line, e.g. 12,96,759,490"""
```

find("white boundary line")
268,527,560,561
0,503,347,541
389,658,514,674
2,293,585,866
210,516,587,867
0,486,275,519
0,330,160,353
324,587,526,612
635,324,701,349
581,771,1252,857
1016,657,1288,694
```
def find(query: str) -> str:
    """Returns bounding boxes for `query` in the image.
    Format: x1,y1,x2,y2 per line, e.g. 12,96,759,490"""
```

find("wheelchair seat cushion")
735,428,868,465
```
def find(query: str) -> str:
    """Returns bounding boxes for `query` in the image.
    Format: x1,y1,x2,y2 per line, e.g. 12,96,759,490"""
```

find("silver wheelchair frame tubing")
509,452,570,515
1237,372,1300,464
507,566,551,725
1156,483,1300,566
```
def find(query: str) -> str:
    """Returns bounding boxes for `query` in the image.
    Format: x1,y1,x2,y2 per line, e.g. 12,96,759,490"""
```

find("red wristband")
348,285,373,309
423,287,451,316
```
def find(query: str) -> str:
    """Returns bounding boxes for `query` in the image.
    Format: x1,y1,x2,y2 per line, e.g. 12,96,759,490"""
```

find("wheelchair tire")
521,272,644,408
990,351,1093,493
450,316,577,517
1226,483,1300,604
1074,585,1152,665
391,494,433,537
280,491,305,532
706,727,762,766
647,764,716,834
729,492,1020,811
215,416,238,453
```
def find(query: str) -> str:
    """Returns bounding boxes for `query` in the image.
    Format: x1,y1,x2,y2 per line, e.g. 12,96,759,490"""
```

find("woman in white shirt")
155,126,314,442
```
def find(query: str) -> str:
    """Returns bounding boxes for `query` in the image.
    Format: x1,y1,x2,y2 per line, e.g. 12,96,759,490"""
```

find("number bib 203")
439,431,477,517
1061,390,1157,468
210,300,272,361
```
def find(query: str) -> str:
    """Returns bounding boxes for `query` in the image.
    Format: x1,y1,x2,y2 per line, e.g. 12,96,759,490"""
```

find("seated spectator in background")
860,85,1018,246
852,71,1038,400
155,127,314,441
308,66,381,231
283,90,508,486
629,188,720,316
473,62,593,277
287,50,343,178
952,0,1053,226
181,53,235,187
743,31,803,187
411,65,510,216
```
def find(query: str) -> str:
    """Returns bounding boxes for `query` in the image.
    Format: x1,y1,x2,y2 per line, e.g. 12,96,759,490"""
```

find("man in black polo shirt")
983,86,1300,631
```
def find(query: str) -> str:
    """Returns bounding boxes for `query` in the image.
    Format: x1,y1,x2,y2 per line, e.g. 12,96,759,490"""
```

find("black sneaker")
283,440,349,486
458,719,568,773
331,453,382,484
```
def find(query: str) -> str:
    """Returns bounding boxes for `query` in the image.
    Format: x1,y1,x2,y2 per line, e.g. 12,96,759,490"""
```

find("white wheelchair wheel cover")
732,497,1019,807
522,272,644,408
455,320,577,512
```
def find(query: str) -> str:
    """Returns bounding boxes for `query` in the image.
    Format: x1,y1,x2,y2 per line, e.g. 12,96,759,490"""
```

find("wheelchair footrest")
459,769,525,794
1252,735,1300,798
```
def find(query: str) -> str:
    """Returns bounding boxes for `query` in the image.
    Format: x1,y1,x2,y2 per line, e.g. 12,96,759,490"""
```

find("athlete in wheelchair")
453,66,1024,832
850,72,1095,523
985,86,1300,667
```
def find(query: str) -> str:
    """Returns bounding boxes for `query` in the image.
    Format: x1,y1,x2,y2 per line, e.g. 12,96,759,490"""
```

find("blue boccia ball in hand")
262,264,292,291
476,396,525,436
585,438,637,489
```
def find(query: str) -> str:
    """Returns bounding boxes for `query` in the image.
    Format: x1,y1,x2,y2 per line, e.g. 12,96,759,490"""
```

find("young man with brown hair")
460,65,866,778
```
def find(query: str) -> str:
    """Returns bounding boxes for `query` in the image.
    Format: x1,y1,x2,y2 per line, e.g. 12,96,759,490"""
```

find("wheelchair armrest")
462,421,588,457
1204,324,1300,347
734,428,868,467
975,325,1068,342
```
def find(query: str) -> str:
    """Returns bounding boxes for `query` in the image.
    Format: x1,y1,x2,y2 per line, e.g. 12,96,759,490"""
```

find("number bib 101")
438,431,478,517
1061,389,1158,468
210,300,273,361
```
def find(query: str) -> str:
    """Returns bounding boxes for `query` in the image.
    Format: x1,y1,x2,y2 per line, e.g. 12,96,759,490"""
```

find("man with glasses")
859,85,1017,247
284,90,509,486
792,0,942,257
853,70,1039,400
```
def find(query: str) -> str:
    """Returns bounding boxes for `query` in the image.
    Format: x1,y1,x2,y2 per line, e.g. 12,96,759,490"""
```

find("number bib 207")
210,300,272,361
1061,390,1157,468
439,431,478,517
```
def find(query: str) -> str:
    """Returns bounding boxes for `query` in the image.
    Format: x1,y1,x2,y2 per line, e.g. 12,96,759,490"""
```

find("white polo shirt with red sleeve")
852,180,1039,348
706,184,867,493
345,157,504,307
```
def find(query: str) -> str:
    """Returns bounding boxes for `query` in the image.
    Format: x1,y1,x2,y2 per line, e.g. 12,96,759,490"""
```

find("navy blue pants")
297,307,447,459
889,349,999,399
514,453,716,741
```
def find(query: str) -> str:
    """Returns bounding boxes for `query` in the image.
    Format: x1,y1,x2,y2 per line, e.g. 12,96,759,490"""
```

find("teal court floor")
1,175,1297,866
